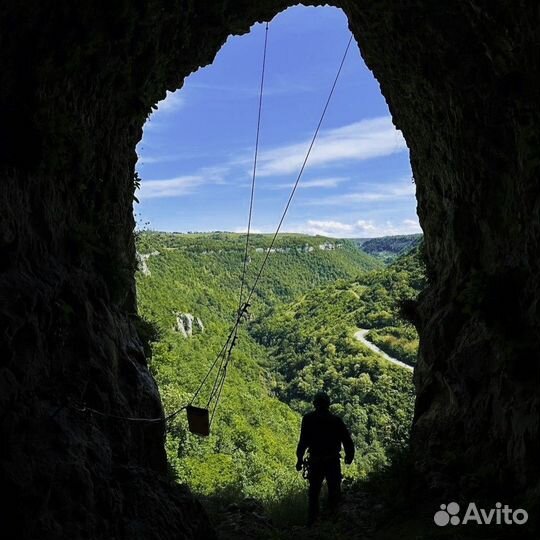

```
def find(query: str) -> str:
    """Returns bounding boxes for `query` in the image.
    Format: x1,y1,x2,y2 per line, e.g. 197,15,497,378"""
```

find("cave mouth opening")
134,4,420,519
5,1,538,538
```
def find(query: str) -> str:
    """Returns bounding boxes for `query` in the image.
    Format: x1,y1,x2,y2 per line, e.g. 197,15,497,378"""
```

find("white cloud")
371,219,422,236
403,218,419,228
287,217,421,238
233,226,265,234
136,149,227,167
140,91,186,134
304,178,415,206
137,175,203,199
137,154,181,165
136,165,228,200
187,79,313,98
255,116,407,177
155,91,185,113
301,177,345,189
303,220,355,235
267,176,348,190
355,220,377,234
138,116,407,198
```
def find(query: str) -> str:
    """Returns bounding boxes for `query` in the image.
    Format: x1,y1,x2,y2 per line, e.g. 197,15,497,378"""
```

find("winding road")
354,329,414,371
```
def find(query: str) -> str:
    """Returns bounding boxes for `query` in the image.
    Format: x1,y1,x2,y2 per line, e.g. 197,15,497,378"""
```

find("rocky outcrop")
1,0,540,537
174,312,204,338
318,242,342,251
254,244,317,253
136,250,159,276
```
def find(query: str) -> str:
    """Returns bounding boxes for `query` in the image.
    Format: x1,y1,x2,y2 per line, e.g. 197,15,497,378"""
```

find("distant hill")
136,231,382,316
354,234,422,263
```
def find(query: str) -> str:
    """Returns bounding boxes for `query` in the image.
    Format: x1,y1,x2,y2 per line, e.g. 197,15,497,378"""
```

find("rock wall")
1,0,539,537
174,312,204,337
136,251,159,276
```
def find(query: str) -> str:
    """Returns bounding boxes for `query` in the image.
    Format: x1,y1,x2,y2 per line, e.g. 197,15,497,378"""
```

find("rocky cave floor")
208,487,382,540
204,484,534,540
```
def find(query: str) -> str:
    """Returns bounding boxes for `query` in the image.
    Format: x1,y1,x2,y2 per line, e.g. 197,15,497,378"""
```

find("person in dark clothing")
296,391,355,525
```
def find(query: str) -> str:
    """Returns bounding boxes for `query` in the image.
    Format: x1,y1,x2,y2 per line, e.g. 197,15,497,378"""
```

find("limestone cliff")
174,312,205,337
136,250,159,276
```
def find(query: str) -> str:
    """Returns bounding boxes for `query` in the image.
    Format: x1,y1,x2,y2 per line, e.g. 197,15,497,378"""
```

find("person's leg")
326,458,342,514
307,464,324,526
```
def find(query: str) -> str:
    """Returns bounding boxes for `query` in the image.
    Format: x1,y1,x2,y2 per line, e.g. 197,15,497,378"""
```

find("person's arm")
340,419,355,464
296,416,308,470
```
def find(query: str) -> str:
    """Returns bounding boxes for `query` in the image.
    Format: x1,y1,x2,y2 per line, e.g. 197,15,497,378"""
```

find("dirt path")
354,329,414,371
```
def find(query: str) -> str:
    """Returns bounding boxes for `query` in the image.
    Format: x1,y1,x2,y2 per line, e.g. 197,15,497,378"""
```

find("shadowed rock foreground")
1,1,540,538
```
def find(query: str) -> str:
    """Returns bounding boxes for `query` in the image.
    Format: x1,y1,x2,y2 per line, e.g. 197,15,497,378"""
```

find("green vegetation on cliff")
135,231,423,503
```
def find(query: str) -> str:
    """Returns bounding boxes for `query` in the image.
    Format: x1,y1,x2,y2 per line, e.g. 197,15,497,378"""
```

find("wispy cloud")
141,91,186,134
289,217,421,238
136,148,224,166
137,154,183,165
139,116,406,189
255,116,407,177
155,91,185,113
266,176,348,190
187,79,313,99
303,178,415,206
304,220,355,235
138,175,203,199
137,164,228,200
233,226,265,234
136,115,411,203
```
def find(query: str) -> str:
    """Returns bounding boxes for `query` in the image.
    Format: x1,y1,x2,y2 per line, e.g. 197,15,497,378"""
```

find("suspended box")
186,405,210,436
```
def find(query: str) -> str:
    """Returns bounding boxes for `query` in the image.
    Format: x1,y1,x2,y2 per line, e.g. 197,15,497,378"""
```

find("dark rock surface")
215,498,276,539
211,488,383,540
1,0,539,537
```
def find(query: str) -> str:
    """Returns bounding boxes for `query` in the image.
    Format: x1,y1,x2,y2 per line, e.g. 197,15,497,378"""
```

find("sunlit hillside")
135,232,423,508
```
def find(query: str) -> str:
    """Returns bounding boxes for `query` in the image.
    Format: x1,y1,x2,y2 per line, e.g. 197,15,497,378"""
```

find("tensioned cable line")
207,33,354,423
238,21,269,318
228,33,355,334
72,404,185,423
64,30,354,428
208,312,245,424
204,22,270,417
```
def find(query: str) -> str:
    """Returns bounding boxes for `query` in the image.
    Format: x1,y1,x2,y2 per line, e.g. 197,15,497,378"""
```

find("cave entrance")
134,5,420,515
4,2,538,537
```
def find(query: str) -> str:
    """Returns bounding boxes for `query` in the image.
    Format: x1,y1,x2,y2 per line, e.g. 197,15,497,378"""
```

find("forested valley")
135,231,425,526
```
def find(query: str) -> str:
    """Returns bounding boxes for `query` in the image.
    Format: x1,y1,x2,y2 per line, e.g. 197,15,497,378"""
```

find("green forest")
135,231,425,513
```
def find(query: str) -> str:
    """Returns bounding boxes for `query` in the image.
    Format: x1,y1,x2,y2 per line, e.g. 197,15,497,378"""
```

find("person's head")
313,391,330,411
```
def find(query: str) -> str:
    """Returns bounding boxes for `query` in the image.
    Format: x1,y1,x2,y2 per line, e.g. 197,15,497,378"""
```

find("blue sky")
135,6,420,238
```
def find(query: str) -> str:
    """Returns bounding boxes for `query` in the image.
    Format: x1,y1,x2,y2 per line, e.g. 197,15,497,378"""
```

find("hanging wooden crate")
186,405,210,436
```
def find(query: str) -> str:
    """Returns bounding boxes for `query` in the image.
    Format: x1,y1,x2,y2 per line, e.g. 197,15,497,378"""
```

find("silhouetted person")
296,391,354,526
